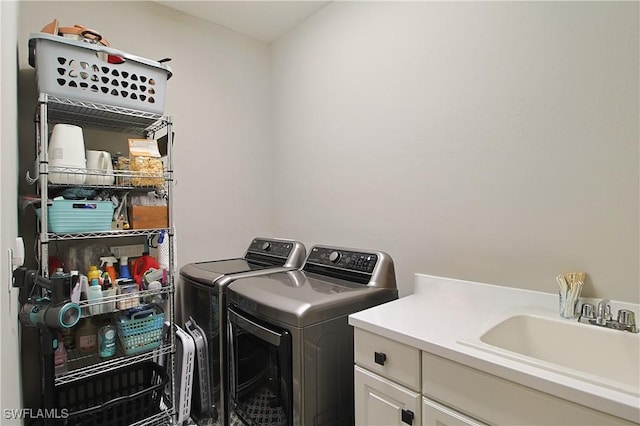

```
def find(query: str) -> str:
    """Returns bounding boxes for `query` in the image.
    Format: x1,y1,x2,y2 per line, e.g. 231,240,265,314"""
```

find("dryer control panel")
303,245,396,288
306,246,378,274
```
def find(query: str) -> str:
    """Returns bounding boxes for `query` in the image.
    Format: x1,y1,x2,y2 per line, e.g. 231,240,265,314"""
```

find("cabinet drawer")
355,328,420,391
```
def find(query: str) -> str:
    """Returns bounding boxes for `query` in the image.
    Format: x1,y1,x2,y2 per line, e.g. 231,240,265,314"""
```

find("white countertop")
348,273,640,423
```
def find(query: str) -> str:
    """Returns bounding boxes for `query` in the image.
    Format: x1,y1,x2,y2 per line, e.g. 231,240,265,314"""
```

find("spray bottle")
119,256,131,280
100,256,118,283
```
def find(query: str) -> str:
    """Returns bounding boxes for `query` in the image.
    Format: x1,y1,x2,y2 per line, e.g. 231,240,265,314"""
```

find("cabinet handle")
374,351,387,365
401,409,414,425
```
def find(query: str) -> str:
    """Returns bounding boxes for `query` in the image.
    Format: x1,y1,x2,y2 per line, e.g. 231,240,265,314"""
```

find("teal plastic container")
37,199,114,233
115,306,164,355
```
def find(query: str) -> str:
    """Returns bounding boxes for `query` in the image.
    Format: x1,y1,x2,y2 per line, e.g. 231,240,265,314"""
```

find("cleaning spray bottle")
100,256,118,283
119,256,131,280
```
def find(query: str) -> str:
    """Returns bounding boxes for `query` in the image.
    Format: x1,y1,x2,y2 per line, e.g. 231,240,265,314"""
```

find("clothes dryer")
226,245,398,426
179,237,306,424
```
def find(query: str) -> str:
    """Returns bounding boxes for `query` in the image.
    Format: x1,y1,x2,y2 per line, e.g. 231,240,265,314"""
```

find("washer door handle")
374,351,387,365
229,308,282,346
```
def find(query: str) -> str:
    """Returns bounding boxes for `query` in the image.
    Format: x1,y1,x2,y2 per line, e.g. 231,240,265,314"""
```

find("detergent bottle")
100,256,118,282
133,252,160,288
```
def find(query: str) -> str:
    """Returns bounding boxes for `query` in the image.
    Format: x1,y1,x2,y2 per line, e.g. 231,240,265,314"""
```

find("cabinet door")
355,365,421,426
422,397,486,426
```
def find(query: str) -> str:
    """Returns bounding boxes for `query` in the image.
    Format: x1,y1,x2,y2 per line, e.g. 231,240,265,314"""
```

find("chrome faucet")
579,299,638,333
595,299,611,326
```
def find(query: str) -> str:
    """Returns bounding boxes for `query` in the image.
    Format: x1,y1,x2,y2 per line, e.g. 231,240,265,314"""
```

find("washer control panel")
306,246,378,274
247,239,295,258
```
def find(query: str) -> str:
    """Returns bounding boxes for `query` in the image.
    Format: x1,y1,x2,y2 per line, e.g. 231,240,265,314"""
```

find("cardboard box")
128,206,168,229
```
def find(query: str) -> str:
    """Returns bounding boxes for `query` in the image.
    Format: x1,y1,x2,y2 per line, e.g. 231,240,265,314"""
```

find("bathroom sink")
460,314,640,396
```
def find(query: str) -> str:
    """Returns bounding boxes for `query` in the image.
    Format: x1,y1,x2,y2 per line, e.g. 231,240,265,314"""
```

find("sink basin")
460,314,640,396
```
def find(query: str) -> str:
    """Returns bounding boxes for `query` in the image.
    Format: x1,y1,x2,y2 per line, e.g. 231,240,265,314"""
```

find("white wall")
6,0,640,415
17,1,275,269
15,0,275,411
271,2,640,301
1,1,23,423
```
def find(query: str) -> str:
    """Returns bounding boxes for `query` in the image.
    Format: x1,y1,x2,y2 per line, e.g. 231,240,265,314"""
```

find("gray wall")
8,1,640,412
15,1,275,414
17,1,275,271
271,2,639,301
17,2,638,301
1,1,22,423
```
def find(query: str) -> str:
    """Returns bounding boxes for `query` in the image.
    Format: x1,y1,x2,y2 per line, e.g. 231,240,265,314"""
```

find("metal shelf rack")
57,342,173,385
45,228,169,241
39,95,165,134
32,92,177,425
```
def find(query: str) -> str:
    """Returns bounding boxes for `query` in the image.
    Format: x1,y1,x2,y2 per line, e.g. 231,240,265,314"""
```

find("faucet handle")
617,309,636,327
580,303,595,319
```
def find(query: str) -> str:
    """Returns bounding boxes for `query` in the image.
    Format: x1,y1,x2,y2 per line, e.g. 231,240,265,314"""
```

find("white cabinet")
354,325,636,426
422,352,636,426
355,365,421,426
353,328,485,426
354,327,485,426
422,397,486,426
354,328,425,426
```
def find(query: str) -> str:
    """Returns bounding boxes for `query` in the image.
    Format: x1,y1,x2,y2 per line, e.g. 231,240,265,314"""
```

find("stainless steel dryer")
179,237,306,424
226,245,398,426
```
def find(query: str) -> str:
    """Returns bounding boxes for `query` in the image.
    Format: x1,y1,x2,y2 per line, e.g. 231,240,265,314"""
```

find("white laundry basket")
28,32,172,114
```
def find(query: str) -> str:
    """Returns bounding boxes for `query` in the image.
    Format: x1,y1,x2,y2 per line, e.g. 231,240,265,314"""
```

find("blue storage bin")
37,199,114,233
116,305,165,355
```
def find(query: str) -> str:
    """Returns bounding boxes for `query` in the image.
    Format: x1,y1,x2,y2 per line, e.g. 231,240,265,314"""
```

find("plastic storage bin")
55,361,168,426
36,199,114,233
28,33,172,114
116,305,164,355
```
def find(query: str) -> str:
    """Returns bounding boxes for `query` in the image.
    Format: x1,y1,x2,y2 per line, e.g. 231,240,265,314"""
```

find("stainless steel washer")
179,237,306,424
226,245,398,426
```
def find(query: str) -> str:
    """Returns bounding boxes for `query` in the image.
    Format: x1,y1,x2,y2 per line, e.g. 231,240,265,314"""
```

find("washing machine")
179,237,306,424
226,245,398,426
